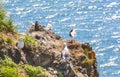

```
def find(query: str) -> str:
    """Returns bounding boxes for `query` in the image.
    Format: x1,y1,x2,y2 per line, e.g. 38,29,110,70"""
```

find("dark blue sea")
4,0,120,77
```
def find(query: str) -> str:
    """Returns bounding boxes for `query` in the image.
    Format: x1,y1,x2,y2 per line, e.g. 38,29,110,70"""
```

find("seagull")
44,21,52,31
69,28,76,42
61,43,70,60
16,37,24,49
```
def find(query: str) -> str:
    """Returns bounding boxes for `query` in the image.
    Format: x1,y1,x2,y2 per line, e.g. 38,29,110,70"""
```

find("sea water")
4,0,120,77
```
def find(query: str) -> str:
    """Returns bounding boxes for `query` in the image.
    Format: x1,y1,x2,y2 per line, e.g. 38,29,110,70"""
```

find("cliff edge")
0,21,99,77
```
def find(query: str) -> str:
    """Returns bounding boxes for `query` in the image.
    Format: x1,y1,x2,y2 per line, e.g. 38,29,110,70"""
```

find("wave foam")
100,61,118,68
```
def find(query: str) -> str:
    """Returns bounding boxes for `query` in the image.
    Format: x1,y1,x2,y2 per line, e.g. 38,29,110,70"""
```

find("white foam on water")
100,61,118,68
16,7,24,11
113,32,119,35
74,17,84,20
69,24,76,27
16,11,22,15
98,45,114,52
113,47,119,52
88,6,97,10
33,4,41,7
60,17,70,22
109,56,118,61
111,15,120,19
105,15,120,21
91,0,96,3
96,53,104,56
112,70,120,75
111,35,120,39
106,2,119,8
46,13,58,19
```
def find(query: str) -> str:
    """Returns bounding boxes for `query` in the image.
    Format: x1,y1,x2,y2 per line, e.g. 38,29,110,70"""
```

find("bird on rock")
16,37,24,49
61,43,70,60
44,21,52,31
69,28,76,42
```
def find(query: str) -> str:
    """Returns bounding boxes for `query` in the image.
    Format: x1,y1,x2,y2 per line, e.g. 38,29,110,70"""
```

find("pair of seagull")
16,37,70,60
61,25,76,60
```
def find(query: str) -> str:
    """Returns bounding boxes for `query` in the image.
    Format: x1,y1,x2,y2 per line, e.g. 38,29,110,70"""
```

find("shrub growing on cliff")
0,4,17,33
4,37,13,45
84,48,89,57
0,58,21,77
0,58,49,77
0,66,20,77
82,58,94,65
57,72,63,77
23,34,38,47
0,58,17,67
0,4,6,20
24,64,47,77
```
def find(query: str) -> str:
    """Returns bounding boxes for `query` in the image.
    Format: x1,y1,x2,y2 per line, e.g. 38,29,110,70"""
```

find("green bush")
0,33,3,38
84,48,89,57
0,4,6,20
0,4,17,33
0,58,22,77
57,72,63,77
82,59,94,65
0,58,17,67
24,34,38,47
24,64,47,77
0,66,20,77
4,37,13,45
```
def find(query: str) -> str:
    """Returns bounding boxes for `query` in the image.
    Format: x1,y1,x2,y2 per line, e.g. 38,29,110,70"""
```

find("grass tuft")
0,58,49,77
24,64,47,77
23,34,38,47
57,72,63,77
82,58,94,65
4,37,13,45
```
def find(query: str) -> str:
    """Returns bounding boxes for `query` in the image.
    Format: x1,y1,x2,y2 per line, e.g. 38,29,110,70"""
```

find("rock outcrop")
0,21,99,77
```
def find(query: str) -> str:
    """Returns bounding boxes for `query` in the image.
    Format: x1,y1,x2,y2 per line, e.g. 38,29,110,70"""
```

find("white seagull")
69,28,76,41
44,21,52,31
61,43,70,60
16,37,24,49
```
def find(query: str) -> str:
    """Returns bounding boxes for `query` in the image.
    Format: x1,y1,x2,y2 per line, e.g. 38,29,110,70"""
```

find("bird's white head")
19,37,23,42
64,42,66,45
73,28,76,32
64,42,68,48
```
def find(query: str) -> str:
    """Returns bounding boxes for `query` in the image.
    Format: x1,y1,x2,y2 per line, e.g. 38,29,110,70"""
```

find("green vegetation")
0,58,21,77
82,58,94,65
0,58,17,67
4,37,13,45
0,66,20,77
0,58,49,77
57,72,63,77
84,48,89,57
0,4,17,33
24,34,38,47
0,33,3,38
0,4,6,20
24,64,47,77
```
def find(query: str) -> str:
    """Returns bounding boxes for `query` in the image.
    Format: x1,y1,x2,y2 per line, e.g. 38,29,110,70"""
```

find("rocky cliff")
0,21,99,77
